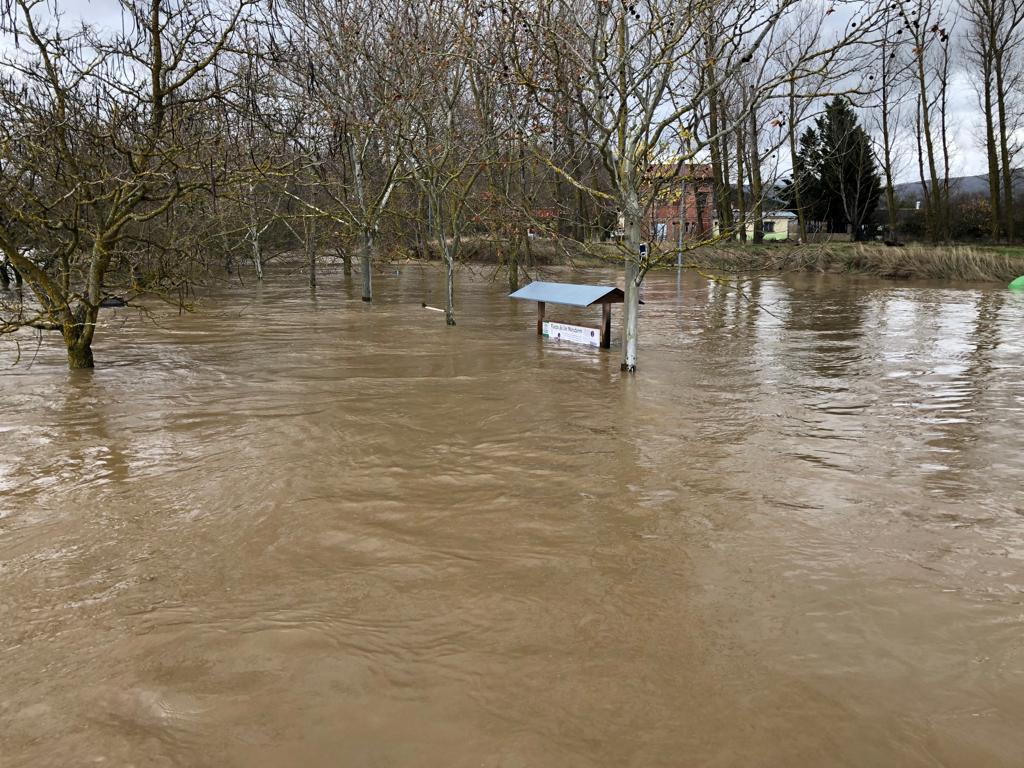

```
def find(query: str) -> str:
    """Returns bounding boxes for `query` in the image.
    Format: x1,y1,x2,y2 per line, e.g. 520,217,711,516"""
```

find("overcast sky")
7,0,991,183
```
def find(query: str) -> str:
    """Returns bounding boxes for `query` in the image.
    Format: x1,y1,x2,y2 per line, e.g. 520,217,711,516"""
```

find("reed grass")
682,243,1024,283
417,237,1024,283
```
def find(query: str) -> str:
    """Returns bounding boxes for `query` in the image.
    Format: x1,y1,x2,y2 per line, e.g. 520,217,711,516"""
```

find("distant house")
642,163,715,243
531,162,717,243
755,211,798,241
713,210,798,241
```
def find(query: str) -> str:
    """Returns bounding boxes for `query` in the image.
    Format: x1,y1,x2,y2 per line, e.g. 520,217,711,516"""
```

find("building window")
763,221,775,233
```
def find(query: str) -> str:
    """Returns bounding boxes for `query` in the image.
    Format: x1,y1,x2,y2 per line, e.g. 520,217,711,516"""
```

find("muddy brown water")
1,265,1023,767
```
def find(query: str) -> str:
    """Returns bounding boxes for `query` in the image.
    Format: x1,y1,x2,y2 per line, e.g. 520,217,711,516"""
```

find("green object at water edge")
1010,275,1024,290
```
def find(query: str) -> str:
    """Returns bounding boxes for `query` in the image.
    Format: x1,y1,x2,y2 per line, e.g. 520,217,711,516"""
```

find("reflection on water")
1,266,1023,767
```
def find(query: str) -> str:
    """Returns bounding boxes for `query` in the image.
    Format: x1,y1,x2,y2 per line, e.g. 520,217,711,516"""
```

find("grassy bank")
679,243,1024,283
408,238,1024,282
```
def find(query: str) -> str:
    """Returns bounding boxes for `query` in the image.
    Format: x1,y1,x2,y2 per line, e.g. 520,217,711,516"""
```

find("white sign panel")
543,321,600,347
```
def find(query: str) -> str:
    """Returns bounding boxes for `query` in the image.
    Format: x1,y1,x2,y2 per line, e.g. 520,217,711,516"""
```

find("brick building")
643,163,715,243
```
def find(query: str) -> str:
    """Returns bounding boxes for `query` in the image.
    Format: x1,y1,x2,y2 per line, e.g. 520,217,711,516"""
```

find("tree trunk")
574,186,586,242
721,123,733,234
622,263,640,373
552,126,568,237
938,47,952,242
788,83,808,241
995,53,1015,240
217,213,234,274
677,174,686,262
66,341,95,369
361,228,374,301
879,44,899,240
915,50,943,242
507,230,521,293
621,195,641,373
748,93,764,245
444,253,456,326
983,68,1002,240
0,258,9,289
915,103,929,229
708,80,732,234
63,305,98,369
735,120,747,243
304,217,316,290
251,232,263,281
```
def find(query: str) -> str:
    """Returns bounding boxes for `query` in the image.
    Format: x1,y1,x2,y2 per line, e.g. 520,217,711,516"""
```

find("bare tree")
403,0,492,325
508,0,883,371
467,19,537,292
0,0,257,368
872,6,914,241
962,0,1024,241
279,0,419,302
904,0,954,241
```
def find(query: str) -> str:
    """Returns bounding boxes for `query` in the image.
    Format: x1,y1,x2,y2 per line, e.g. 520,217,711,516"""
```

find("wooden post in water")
601,302,611,349
537,301,546,335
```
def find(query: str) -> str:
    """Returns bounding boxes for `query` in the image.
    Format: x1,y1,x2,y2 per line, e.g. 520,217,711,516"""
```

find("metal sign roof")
508,281,627,307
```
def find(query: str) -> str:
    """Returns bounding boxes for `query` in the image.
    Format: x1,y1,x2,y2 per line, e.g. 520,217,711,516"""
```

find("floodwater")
1,265,1023,767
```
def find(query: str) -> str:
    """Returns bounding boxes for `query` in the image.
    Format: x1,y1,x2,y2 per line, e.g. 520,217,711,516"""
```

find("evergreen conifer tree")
786,97,882,240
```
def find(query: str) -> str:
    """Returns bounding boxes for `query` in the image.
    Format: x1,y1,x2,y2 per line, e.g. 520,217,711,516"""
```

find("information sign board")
542,321,601,347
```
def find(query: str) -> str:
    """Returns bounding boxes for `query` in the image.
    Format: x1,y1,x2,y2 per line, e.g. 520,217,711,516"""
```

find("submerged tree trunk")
621,193,641,373
622,265,640,373
361,228,374,301
304,217,316,290
63,301,99,369
506,229,521,293
65,335,95,369
251,230,264,281
444,253,456,326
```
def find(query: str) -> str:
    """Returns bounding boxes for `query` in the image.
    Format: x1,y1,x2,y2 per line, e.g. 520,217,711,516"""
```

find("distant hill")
892,170,1024,202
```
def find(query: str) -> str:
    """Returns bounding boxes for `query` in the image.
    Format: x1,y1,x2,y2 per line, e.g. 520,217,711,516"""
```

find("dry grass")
678,243,1024,283
414,237,1024,283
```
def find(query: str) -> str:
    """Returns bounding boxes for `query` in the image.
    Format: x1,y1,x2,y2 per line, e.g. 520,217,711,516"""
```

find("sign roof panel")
508,281,625,307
